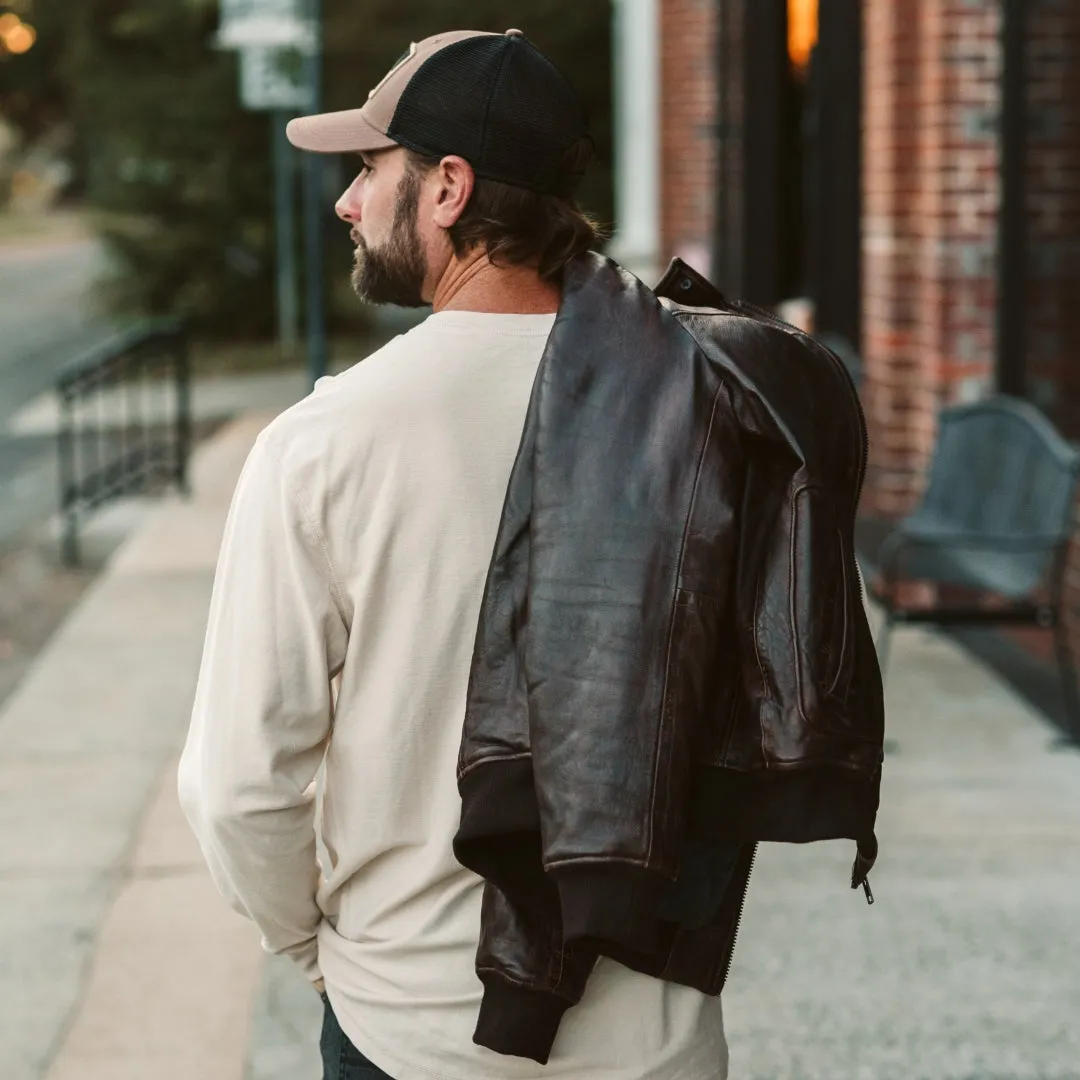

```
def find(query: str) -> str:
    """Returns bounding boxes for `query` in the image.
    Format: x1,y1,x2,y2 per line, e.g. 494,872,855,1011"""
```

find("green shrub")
68,0,276,338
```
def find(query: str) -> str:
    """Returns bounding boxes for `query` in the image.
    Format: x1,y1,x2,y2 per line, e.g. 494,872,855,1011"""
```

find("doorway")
714,0,862,349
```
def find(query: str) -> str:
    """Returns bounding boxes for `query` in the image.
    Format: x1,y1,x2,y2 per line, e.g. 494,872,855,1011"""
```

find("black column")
996,0,1027,396
742,0,789,306
713,0,744,297
808,0,862,349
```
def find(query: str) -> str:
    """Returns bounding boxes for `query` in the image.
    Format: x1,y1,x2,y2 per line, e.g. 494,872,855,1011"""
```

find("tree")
51,1,614,339
0,0,69,147
67,0,276,338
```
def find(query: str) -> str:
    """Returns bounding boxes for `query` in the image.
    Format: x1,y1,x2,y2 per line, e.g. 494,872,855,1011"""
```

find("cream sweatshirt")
178,310,728,1080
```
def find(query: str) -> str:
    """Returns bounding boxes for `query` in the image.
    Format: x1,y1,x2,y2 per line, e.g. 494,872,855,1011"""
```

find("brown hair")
406,139,603,281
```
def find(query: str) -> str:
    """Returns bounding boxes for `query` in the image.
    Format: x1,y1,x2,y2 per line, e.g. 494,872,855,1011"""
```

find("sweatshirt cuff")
554,864,666,953
275,933,322,981
473,976,573,1064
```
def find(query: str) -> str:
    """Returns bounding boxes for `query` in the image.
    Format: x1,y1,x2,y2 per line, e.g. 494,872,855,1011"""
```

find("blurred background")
1,2,1079,1080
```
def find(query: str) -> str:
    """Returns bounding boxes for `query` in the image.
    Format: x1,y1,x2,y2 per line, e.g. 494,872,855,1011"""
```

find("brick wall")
862,0,1002,517
658,0,1079,527
655,0,1080,687
659,0,720,275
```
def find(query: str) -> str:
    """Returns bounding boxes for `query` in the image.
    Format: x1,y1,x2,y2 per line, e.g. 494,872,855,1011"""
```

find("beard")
350,168,428,308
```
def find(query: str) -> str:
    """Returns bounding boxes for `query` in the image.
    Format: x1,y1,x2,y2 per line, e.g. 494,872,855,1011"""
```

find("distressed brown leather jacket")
454,253,885,1063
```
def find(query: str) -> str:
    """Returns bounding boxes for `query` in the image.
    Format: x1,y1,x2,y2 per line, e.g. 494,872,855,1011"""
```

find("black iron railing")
56,318,190,565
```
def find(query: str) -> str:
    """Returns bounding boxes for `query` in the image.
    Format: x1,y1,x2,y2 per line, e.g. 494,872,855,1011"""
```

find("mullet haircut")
405,140,602,281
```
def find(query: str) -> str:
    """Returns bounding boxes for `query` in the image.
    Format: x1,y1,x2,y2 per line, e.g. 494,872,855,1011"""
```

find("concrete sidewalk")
724,619,1080,1080
0,413,278,1080
1,404,1078,1080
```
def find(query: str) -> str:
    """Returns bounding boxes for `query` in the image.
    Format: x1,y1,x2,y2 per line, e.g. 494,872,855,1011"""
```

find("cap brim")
285,109,399,154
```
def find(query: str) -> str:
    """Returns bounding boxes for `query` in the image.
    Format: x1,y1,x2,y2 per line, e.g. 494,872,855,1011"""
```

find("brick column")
659,0,719,276
861,0,1002,516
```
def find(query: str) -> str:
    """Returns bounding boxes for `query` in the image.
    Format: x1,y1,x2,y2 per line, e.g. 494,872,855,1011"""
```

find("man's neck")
431,249,560,314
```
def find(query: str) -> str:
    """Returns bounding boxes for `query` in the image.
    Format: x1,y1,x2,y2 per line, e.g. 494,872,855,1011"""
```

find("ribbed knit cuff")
554,864,666,952
473,977,573,1064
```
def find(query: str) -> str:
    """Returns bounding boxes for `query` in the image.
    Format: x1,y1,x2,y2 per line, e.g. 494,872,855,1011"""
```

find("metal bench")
872,395,1080,740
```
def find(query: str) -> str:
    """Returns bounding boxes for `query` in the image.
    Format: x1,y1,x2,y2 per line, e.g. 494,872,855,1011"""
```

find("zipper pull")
850,840,877,906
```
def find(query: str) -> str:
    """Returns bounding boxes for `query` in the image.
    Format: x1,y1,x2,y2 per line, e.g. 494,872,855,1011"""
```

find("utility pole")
216,0,317,374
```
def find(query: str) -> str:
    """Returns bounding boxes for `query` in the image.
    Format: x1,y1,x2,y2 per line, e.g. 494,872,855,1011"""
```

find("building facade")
607,0,1080,674
611,0,1080,516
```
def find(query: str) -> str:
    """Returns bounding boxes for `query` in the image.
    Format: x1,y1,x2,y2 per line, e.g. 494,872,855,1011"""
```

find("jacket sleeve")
471,882,597,1065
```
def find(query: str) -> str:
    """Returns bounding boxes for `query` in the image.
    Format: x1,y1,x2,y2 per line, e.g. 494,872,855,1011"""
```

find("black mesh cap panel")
481,41,588,195
387,34,590,197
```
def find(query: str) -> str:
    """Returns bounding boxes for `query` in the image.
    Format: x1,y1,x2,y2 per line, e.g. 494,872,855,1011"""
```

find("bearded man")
179,29,730,1080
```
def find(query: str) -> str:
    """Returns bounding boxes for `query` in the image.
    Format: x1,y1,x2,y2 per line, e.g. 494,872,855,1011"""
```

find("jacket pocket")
790,486,855,724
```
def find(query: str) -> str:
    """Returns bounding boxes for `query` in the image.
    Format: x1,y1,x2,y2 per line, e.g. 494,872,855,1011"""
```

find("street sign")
217,0,314,51
239,45,312,110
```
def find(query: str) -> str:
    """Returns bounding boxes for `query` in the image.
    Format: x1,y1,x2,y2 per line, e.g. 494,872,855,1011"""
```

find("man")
179,29,729,1080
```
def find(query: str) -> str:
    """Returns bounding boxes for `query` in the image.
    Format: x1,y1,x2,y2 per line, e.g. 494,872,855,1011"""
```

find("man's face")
336,148,429,308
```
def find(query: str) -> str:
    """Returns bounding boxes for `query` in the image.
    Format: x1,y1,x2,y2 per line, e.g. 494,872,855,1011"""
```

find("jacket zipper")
718,841,758,990
670,280,878,906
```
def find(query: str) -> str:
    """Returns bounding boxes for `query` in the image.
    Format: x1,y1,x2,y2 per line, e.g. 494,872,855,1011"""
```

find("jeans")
320,994,395,1080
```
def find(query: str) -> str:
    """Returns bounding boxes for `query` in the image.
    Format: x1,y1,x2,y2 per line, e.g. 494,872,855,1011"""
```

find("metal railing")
56,318,191,565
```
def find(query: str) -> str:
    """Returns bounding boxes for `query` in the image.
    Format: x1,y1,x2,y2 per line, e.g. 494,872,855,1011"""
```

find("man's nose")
335,179,362,223
335,194,358,223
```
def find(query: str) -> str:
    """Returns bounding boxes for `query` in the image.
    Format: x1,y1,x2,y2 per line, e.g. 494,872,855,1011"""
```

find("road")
0,240,115,549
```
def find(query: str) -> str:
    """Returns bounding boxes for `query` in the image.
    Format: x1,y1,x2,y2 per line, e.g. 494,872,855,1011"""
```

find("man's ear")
430,155,475,229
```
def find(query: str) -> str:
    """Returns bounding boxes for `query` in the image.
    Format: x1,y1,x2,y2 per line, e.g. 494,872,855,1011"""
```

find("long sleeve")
178,430,349,980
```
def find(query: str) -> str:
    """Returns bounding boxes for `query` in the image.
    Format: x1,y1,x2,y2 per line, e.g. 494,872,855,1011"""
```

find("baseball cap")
286,29,591,197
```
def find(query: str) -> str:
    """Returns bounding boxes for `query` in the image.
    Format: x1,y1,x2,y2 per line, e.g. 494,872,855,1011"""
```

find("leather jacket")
454,253,885,1063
